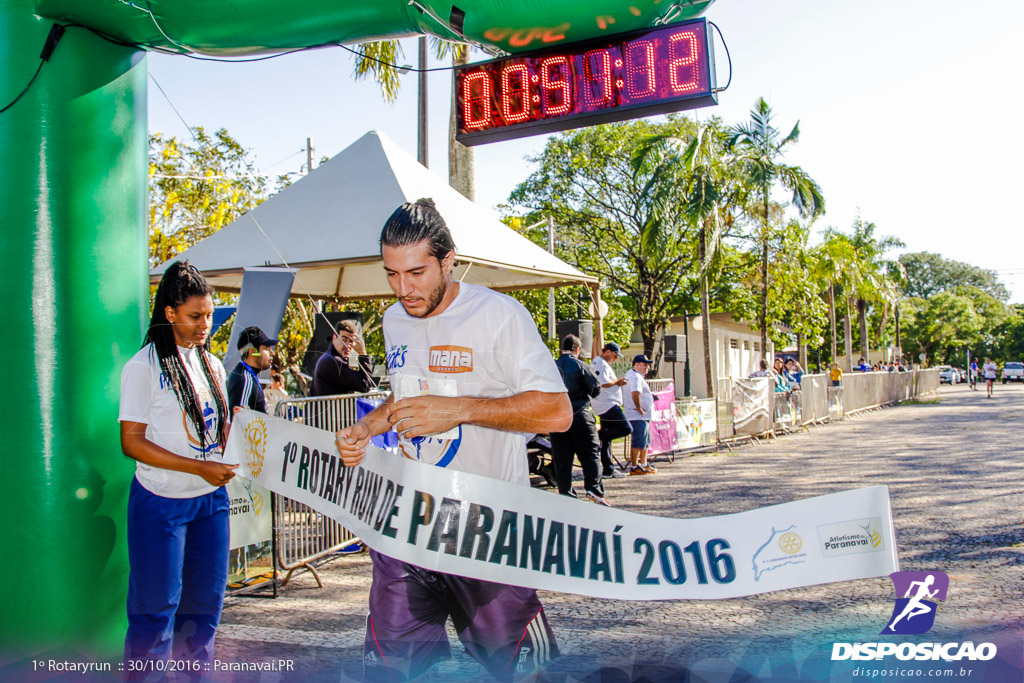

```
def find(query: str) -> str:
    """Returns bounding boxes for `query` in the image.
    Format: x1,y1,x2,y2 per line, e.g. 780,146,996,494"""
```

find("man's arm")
387,391,571,440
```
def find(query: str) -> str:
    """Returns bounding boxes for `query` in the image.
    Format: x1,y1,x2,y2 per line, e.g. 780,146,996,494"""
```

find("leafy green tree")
900,252,1009,302
509,120,703,367
728,97,825,355
150,128,314,368
633,116,744,395
900,292,982,364
845,216,904,359
149,127,273,270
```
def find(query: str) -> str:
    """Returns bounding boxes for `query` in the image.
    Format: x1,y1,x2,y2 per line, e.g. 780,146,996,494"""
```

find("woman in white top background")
118,261,237,674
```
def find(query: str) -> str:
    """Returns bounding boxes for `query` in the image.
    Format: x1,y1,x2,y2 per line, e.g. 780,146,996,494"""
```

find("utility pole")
306,137,314,175
547,216,556,342
417,37,428,167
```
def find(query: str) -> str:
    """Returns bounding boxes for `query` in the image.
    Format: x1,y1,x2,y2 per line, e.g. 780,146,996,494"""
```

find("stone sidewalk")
216,383,1024,681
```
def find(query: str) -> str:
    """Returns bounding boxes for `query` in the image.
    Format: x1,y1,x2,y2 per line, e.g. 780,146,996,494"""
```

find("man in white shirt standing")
334,198,572,682
623,354,655,475
590,342,632,477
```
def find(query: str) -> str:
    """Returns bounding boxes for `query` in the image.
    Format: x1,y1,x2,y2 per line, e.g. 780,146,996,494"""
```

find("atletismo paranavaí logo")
832,571,997,663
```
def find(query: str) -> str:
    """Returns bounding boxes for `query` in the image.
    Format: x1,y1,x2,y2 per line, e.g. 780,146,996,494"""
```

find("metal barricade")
772,391,801,433
271,391,388,586
827,385,845,420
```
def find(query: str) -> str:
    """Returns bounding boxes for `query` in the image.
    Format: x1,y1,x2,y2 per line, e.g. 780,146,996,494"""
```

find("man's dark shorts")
364,550,558,681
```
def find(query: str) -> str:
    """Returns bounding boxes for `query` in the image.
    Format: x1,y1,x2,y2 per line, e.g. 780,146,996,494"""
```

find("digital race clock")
455,18,718,146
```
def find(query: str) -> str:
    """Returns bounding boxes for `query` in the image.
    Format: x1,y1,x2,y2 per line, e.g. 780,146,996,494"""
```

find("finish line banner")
226,410,899,600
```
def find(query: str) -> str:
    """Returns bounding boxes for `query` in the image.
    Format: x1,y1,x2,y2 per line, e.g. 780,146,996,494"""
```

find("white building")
623,313,773,399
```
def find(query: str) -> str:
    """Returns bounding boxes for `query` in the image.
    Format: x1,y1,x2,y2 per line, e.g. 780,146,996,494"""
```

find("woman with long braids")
118,260,238,672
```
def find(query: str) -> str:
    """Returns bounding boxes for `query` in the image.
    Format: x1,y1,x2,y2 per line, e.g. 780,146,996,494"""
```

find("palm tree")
351,39,476,198
846,216,905,361
728,98,825,356
812,233,858,366
633,118,736,397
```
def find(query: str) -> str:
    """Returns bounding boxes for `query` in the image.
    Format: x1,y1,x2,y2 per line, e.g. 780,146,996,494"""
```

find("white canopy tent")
151,130,599,303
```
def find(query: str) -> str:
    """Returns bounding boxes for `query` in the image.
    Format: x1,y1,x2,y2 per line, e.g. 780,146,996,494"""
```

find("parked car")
937,365,958,384
1000,361,1024,383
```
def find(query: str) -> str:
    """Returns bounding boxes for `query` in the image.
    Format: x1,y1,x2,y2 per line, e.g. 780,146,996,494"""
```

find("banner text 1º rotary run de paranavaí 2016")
225,410,899,600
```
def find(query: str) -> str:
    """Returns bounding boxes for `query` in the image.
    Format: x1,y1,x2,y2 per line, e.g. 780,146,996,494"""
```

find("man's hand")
616,377,627,387
388,396,462,439
197,461,239,486
336,422,373,467
353,332,367,356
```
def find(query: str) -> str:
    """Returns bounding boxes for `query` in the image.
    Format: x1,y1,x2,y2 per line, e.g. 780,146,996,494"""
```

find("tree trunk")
699,223,714,398
858,298,870,362
758,190,770,357
448,48,475,200
843,301,853,372
797,333,808,370
877,303,889,352
828,284,837,364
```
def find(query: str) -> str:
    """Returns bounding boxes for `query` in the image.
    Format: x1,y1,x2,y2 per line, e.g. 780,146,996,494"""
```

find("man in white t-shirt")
334,198,572,682
590,341,631,476
623,354,655,475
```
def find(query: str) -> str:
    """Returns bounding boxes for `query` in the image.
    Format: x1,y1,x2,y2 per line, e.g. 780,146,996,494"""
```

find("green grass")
901,398,942,405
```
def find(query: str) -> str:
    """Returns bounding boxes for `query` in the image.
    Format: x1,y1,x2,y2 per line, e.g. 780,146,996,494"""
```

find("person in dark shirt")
550,334,609,506
310,319,374,396
227,326,277,414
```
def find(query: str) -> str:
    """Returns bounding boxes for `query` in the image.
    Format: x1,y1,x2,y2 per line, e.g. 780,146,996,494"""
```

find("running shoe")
629,466,650,476
640,463,658,473
586,490,612,507
602,469,623,478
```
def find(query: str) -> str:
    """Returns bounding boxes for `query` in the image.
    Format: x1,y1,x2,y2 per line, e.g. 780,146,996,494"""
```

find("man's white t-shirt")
983,362,997,380
119,344,230,498
590,356,622,415
623,368,654,422
383,282,566,486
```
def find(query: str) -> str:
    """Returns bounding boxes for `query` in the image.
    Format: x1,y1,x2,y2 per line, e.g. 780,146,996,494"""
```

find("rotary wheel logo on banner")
242,416,267,478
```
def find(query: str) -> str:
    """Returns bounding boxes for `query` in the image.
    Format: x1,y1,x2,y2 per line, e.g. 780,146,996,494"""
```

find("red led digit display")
456,18,718,146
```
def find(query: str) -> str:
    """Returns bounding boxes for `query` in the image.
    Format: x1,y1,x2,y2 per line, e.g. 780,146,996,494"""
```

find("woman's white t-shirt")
383,283,566,486
119,344,230,498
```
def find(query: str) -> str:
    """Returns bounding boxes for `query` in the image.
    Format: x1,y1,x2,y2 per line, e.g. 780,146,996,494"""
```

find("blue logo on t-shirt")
386,344,408,371
399,429,462,468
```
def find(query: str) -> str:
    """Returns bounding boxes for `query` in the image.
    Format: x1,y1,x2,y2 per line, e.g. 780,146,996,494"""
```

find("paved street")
217,383,1024,681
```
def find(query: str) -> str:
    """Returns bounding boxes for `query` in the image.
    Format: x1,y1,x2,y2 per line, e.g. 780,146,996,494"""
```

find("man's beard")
406,278,449,318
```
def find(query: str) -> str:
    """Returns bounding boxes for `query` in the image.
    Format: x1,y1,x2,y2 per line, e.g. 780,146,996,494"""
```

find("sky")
146,0,1024,301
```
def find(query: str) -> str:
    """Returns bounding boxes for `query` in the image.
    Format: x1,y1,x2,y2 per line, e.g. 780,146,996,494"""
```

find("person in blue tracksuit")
118,261,238,675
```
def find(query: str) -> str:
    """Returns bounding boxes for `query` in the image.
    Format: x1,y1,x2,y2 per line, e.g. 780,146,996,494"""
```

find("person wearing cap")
590,341,632,477
623,354,656,475
227,325,277,414
311,319,374,397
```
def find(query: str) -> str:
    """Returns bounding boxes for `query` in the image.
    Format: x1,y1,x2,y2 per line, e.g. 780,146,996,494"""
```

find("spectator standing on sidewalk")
829,362,843,387
590,342,632,478
551,334,610,506
624,354,655,475
749,359,770,378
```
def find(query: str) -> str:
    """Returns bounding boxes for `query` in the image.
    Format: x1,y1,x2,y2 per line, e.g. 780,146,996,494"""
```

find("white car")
937,365,958,384
1001,361,1024,383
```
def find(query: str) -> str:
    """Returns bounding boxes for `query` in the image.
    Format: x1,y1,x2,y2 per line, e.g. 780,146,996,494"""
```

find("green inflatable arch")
0,0,711,662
